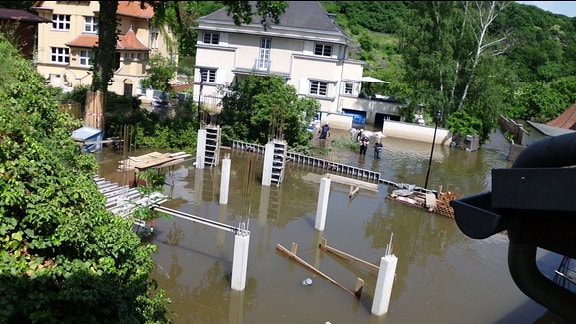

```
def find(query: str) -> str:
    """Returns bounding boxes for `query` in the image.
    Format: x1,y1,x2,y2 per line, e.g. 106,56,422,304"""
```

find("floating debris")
302,278,313,286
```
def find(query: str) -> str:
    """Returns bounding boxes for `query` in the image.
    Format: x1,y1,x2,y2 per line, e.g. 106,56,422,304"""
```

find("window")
84,16,98,33
258,37,271,70
52,14,71,31
344,82,353,94
203,32,220,45
200,68,217,83
150,31,159,49
79,50,93,67
309,81,328,96
314,43,332,57
50,47,69,64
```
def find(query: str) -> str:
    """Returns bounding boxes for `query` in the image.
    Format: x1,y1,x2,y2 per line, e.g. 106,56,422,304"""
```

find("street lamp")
424,109,443,190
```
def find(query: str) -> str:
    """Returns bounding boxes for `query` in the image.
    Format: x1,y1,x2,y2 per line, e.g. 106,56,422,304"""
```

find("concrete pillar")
219,155,231,204
261,142,274,186
194,167,204,207
258,185,271,227
196,129,206,169
231,231,250,291
315,177,331,231
217,204,227,248
228,289,245,324
371,254,398,316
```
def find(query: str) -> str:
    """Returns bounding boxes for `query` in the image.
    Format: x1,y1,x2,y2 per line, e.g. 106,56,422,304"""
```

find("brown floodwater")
96,128,564,323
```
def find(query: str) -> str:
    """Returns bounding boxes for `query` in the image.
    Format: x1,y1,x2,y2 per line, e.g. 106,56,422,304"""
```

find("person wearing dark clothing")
319,123,330,139
374,140,383,159
359,135,369,155
356,130,363,142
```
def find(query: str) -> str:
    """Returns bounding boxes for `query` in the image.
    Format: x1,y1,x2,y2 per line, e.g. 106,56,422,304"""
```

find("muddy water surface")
96,128,562,323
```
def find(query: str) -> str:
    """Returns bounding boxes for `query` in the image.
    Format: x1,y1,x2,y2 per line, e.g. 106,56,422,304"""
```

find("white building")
193,1,403,129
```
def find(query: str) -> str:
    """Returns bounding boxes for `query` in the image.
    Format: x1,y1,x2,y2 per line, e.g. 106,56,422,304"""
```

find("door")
258,38,271,70
124,82,133,97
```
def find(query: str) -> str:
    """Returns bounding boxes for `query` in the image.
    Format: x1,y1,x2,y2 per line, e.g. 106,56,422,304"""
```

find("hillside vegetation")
321,1,576,140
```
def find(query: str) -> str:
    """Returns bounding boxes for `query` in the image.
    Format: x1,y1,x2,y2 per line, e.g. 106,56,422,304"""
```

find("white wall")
382,120,453,146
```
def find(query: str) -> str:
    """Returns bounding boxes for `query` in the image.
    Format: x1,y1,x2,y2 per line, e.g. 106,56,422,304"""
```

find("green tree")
217,75,320,148
0,35,170,322
141,53,178,92
508,81,568,122
398,1,513,142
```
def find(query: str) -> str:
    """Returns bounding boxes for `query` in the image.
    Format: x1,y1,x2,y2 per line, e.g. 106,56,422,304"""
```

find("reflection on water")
97,131,561,323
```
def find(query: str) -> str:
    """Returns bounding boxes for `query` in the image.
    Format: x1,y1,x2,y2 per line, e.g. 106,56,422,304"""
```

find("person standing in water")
359,135,369,155
319,122,330,139
374,139,383,159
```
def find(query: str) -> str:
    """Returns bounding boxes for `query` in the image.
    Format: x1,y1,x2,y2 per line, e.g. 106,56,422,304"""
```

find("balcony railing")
253,59,271,72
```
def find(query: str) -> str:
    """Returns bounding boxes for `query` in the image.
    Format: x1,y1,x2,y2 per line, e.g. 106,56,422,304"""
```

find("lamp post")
424,109,443,190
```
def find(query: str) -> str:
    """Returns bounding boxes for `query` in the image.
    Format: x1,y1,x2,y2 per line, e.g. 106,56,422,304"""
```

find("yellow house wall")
34,1,175,96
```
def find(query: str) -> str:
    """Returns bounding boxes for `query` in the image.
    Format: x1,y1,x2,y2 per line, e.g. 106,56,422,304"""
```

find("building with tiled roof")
0,8,51,60
547,104,576,130
31,1,176,97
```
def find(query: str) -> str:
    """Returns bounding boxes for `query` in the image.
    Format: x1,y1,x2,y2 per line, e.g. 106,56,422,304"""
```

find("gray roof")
0,8,51,23
526,120,575,137
200,1,346,35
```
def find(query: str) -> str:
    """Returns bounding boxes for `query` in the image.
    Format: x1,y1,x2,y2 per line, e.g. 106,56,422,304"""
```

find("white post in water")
372,233,397,316
219,154,231,204
261,142,274,186
315,177,331,231
196,129,206,169
231,223,250,291
258,185,271,227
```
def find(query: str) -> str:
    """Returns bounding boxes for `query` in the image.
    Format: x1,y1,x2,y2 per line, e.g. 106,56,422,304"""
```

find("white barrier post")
219,154,231,204
196,129,206,169
261,142,274,186
371,234,397,316
231,229,250,291
194,167,204,206
258,185,271,227
315,177,331,231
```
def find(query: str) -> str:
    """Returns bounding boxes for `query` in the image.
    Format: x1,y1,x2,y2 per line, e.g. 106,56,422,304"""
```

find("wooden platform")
118,151,192,171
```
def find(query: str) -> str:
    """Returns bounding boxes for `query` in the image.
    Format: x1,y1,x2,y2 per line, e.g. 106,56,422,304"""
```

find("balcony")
253,58,271,73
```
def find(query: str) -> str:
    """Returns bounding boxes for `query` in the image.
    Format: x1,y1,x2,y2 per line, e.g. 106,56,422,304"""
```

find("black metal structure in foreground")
450,132,576,321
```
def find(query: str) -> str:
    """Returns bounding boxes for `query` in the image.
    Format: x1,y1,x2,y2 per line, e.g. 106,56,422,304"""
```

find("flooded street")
97,128,563,323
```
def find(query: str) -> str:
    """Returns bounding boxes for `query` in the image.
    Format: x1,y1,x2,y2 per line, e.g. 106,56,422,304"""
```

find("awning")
361,76,389,83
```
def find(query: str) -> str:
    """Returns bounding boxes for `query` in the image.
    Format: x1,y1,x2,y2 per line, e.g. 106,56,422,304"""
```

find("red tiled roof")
170,83,194,92
31,1,154,19
547,104,576,130
66,34,98,48
117,28,149,50
65,28,149,51
116,1,154,19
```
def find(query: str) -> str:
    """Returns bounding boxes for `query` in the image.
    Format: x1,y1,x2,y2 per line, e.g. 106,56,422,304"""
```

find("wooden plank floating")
325,173,379,192
319,238,380,274
276,243,363,298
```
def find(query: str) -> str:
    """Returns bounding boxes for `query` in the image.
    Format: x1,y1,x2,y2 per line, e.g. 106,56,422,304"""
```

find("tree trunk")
85,1,118,133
